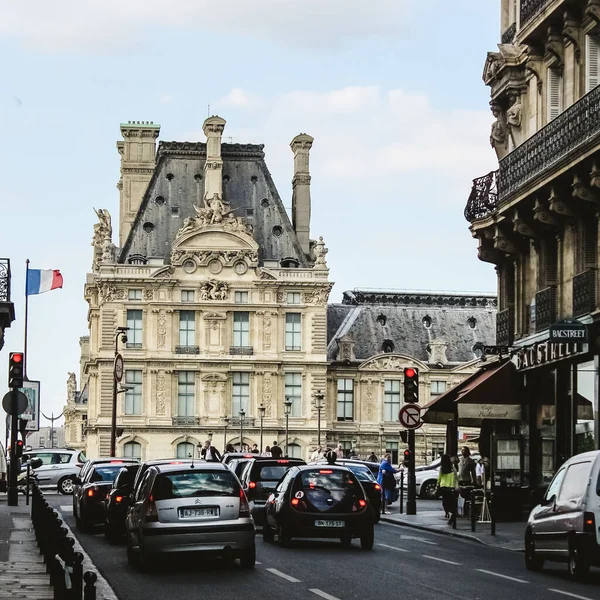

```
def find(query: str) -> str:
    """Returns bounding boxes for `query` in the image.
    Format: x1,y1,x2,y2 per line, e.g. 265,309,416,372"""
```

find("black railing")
172,416,200,426
496,307,514,346
520,0,550,28
229,416,256,427
499,84,600,201
175,345,200,354
573,269,596,317
465,171,499,222
0,258,10,302
230,346,253,356
535,286,557,331
501,22,517,44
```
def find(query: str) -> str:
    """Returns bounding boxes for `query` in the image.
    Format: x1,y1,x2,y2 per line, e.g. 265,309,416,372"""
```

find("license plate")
179,507,219,518
315,520,344,528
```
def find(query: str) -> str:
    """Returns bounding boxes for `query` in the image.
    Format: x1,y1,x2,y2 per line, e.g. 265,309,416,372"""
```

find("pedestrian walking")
310,446,323,461
270,441,283,458
262,445,272,457
458,446,477,486
436,454,458,523
335,443,345,460
201,440,222,462
367,451,378,463
377,454,398,514
251,444,259,454
225,443,235,453
348,448,358,459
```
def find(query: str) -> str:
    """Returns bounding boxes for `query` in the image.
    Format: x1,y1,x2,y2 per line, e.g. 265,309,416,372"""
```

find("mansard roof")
327,289,497,365
119,141,308,267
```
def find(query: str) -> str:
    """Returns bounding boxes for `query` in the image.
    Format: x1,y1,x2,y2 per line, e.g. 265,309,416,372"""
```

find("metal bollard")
399,470,404,514
490,493,496,536
72,553,84,600
83,572,97,600
451,490,457,529
470,489,477,532
53,555,67,600
26,463,31,506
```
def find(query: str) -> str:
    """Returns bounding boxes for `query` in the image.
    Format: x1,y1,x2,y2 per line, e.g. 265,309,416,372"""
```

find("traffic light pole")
7,392,19,506
406,429,417,515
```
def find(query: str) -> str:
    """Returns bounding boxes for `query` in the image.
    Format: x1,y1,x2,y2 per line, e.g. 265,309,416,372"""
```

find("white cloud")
219,88,264,110
0,0,408,52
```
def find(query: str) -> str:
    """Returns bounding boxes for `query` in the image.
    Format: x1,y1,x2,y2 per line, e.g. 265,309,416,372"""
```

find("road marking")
60,506,73,512
422,554,461,565
255,561,262,565
310,590,341,600
476,569,528,584
400,534,438,545
265,568,301,583
378,543,409,552
549,589,595,600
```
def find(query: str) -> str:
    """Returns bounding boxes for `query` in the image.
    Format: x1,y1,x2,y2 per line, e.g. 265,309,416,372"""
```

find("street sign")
398,404,422,430
114,353,124,382
549,321,588,343
2,390,28,415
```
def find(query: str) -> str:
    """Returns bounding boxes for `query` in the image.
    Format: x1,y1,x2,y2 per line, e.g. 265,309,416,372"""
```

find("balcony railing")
498,84,600,202
230,346,254,356
175,345,200,355
520,0,550,28
464,171,498,222
0,259,10,302
229,417,256,427
573,269,596,317
496,307,514,346
172,416,200,426
501,22,516,44
535,286,557,331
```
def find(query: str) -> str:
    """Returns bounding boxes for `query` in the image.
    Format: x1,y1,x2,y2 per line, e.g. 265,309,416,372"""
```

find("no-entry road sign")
398,403,422,430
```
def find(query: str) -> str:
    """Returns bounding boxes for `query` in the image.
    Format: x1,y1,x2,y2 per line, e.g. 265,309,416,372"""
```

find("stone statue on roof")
92,208,114,271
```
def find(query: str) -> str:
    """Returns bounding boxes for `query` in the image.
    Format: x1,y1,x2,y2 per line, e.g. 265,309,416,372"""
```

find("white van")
525,450,600,578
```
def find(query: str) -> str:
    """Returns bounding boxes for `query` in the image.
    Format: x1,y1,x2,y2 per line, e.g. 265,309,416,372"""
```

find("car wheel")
421,480,439,500
278,525,291,547
568,540,589,579
58,477,75,495
524,531,543,572
360,526,374,551
240,545,256,569
263,524,275,543
340,533,352,548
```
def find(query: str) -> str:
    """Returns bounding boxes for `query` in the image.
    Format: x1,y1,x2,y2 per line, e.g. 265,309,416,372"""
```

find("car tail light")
319,470,332,474
291,498,299,506
87,488,95,497
243,454,253,458
239,488,250,518
109,461,123,464
584,512,596,534
145,498,158,523
374,484,381,491
277,460,289,464
248,481,256,489
169,461,184,464
358,499,366,508
115,496,123,504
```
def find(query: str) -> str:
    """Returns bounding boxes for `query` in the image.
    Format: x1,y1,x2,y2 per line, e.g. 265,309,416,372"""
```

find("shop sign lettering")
514,342,586,371
459,404,521,420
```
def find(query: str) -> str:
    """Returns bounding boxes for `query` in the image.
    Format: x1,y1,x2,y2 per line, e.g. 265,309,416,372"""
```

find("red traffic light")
11,353,23,364
404,449,411,457
404,367,417,379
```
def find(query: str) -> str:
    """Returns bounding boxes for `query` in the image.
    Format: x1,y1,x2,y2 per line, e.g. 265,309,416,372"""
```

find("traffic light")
400,430,408,444
18,419,27,439
15,439,23,459
116,427,124,438
403,448,411,467
403,367,419,403
8,352,24,389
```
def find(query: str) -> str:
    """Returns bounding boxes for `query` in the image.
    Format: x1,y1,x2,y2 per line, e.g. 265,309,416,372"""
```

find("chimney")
203,115,226,200
290,133,314,256
117,121,160,247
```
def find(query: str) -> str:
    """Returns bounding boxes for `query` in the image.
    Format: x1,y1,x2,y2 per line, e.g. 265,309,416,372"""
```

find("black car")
104,464,140,542
73,459,138,531
240,457,306,525
263,465,374,550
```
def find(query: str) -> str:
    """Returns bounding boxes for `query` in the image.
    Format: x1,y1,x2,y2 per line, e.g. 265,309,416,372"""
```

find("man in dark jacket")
270,441,283,458
201,440,222,462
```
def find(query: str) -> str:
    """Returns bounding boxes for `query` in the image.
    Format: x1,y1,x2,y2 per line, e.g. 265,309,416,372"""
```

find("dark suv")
104,464,140,542
240,458,306,525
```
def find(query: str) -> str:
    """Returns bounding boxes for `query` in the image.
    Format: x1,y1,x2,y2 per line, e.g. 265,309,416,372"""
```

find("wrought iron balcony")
172,416,200,426
496,307,514,346
501,22,516,44
520,0,550,28
0,259,10,302
573,269,596,317
175,345,200,355
464,171,498,222
0,259,15,351
535,286,557,331
498,84,600,202
229,416,256,427
230,346,253,356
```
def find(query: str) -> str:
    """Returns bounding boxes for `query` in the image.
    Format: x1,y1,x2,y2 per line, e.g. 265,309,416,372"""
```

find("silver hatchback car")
126,462,255,571
22,448,86,494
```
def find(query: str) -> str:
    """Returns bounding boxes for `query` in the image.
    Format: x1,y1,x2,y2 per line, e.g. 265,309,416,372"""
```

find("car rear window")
256,465,290,481
91,466,123,482
293,469,361,512
346,465,375,482
299,469,356,489
152,470,240,500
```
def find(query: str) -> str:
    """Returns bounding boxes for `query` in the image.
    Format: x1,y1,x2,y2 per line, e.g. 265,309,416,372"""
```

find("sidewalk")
380,509,526,551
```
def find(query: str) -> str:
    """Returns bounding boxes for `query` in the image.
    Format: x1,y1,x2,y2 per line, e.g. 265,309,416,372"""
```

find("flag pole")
23,259,29,379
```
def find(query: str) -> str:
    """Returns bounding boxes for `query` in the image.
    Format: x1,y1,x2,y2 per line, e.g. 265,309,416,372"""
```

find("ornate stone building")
464,0,600,487
63,337,90,452
72,116,331,460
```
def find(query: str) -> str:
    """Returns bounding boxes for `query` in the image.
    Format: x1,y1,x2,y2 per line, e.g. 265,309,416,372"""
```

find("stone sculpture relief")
199,279,229,301
489,102,509,160
262,313,272,350
66,372,77,403
156,375,167,416
314,237,329,269
92,209,116,272
262,374,273,416
157,314,167,348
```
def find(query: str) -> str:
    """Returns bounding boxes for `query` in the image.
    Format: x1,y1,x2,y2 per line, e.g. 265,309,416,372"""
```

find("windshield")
91,466,124,482
152,470,240,500
292,469,361,512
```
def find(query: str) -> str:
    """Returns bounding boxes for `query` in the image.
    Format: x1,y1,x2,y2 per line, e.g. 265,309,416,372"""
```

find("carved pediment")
483,52,505,85
359,353,429,372
203,312,227,320
201,373,228,382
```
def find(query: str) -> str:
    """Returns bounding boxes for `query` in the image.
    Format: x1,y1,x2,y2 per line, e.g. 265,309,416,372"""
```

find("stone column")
203,116,226,201
290,133,314,256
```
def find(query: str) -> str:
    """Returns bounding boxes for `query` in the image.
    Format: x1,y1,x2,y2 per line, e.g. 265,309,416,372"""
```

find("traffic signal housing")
403,367,419,403
403,448,411,468
15,440,23,459
8,352,24,389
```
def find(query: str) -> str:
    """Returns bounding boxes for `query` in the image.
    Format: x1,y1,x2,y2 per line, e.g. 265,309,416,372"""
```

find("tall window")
177,372,195,417
547,67,563,121
586,35,600,93
124,370,142,415
181,290,194,303
288,443,302,458
233,312,250,347
177,442,194,459
384,380,401,421
128,289,142,301
285,373,302,417
285,313,302,351
386,441,399,464
287,292,301,304
127,310,143,346
124,441,142,460
234,291,249,304
431,381,447,397
232,372,250,415
337,379,354,421
179,311,196,346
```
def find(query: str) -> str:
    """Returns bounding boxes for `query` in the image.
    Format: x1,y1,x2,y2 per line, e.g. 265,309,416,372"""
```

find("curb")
380,516,524,552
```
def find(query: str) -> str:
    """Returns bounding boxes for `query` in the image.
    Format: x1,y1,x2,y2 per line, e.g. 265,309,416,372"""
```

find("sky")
0,1,500,433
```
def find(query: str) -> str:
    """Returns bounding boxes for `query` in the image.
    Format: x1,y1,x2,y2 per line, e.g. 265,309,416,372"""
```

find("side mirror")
542,494,556,507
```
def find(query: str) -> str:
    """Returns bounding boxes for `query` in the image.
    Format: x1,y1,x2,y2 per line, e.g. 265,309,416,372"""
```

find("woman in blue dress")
377,454,398,514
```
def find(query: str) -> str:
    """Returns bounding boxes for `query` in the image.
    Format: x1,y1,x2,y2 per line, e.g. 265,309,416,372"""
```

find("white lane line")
476,569,528,584
265,568,301,583
60,505,73,512
377,543,409,552
310,589,341,600
422,554,462,565
400,534,438,545
549,589,595,600
255,561,262,565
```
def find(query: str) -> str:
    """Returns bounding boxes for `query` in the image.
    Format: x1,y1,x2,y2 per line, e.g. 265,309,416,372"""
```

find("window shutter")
583,221,598,270
586,35,600,93
547,68,562,121
545,239,558,286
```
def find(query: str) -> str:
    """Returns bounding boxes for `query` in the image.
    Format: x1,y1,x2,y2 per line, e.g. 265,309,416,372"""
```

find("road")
46,494,600,600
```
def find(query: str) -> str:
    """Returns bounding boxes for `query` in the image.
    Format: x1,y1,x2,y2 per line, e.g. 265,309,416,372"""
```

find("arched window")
176,442,195,459
287,443,302,459
123,441,142,461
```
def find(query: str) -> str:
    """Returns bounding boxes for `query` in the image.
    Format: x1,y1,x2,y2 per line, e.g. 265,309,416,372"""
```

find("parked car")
22,448,86,494
239,457,306,525
126,462,256,571
263,465,374,550
104,464,140,542
221,452,256,466
130,458,195,499
72,458,138,530
525,450,600,578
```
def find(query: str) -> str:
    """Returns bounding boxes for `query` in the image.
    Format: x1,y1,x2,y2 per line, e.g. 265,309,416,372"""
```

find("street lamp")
222,416,230,452
239,409,246,452
110,326,129,458
258,404,266,454
284,397,293,457
314,390,324,447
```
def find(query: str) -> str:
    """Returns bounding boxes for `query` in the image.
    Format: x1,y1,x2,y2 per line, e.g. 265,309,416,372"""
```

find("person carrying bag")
436,454,458,523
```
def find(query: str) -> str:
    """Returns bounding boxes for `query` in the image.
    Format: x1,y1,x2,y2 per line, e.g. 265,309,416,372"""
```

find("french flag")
26,269,64,296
